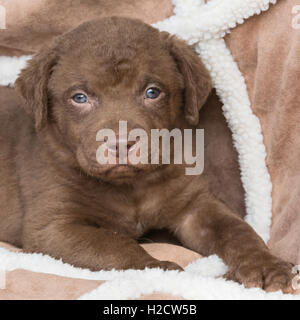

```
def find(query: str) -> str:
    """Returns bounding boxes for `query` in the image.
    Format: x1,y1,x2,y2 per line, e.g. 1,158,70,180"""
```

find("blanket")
0,0,299,300
225,0,300,265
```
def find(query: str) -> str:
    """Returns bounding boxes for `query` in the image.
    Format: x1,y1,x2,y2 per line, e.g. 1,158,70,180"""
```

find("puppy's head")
15,16,212,182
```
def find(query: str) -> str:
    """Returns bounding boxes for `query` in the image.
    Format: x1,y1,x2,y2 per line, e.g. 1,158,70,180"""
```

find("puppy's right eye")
72,93,88,104
145,87,160,99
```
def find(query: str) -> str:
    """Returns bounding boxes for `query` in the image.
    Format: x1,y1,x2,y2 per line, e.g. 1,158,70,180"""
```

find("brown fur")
0,17,294,292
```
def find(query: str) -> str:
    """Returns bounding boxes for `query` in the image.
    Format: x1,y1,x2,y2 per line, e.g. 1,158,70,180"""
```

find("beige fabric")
0,269,104,300
136,293,184,300
225,0,300,265
0,241,199,300
0,0,174,54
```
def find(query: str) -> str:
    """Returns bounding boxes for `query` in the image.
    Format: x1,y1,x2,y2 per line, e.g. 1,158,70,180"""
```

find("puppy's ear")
164,34,212,125
15,46,58,131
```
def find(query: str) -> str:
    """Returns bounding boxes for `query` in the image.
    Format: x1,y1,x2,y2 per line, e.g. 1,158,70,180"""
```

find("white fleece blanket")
0,0,299,300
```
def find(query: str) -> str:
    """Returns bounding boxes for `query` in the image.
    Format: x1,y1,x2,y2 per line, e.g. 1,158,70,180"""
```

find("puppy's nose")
115,138,136,157
107,135,137,158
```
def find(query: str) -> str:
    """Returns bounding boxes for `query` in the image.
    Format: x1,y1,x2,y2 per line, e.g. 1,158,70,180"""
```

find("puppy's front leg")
171,195,294,292
23,216,182,272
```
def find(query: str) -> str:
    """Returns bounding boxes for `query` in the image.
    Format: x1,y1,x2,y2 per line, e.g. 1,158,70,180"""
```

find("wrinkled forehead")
51,48,179,97
50,19,181,93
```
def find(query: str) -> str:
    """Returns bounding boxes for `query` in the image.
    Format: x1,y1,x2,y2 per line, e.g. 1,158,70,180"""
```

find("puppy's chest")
122,189,169,232
99,185,182,238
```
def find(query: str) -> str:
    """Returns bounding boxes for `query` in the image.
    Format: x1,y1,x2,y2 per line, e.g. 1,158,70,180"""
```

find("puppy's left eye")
145,87,160,99
72,93,88,104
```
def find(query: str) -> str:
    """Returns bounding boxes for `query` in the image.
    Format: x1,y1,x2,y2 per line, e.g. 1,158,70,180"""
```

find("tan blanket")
225,0,300,264
0,0,299,299
0,241,199,300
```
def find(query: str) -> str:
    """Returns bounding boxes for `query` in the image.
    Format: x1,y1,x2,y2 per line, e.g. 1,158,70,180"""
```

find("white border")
154,0,274,242
195,39,272,241
0,56,32,86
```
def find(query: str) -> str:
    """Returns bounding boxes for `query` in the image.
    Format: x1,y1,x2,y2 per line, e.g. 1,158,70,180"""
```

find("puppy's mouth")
77,147,159,182
104,164,144,179
106,163,142,175
88,163,160,184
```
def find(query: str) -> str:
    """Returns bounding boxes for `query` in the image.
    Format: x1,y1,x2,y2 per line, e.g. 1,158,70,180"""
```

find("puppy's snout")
107,135,138,158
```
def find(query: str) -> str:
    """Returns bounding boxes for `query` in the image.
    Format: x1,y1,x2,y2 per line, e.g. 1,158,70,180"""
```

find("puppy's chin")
76,149,154,183
86,164,163,185
94,164,147,182
76,148,165,184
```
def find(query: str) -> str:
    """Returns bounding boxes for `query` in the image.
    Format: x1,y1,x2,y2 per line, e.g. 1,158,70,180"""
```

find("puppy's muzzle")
106,135,138,159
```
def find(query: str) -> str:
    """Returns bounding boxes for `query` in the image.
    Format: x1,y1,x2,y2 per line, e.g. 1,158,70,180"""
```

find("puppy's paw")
145,259,184,271
226,256,294,293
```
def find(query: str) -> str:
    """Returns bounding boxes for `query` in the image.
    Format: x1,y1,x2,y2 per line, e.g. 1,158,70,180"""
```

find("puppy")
0,17,294,292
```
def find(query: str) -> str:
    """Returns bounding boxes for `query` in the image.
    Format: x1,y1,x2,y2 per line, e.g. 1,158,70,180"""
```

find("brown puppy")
0,17,294,292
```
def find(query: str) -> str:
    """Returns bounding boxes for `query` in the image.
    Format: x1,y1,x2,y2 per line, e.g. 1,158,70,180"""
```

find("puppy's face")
16,17,212,183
